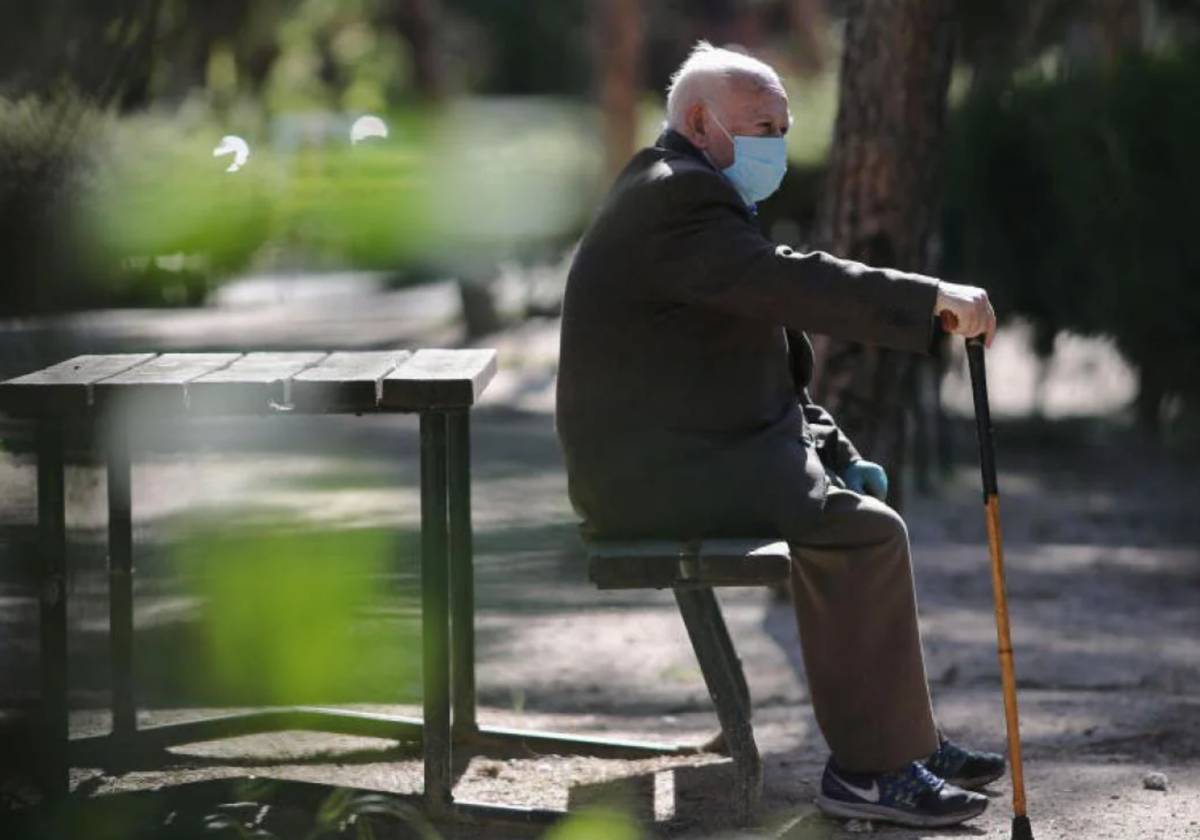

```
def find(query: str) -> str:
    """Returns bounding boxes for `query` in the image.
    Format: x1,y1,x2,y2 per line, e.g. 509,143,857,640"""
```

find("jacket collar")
654,127,757,216
656,128,717,171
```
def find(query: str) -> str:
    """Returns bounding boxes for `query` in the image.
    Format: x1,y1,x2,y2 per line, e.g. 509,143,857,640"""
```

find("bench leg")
695,587,752,755
674,588,761,826
706,590,751,716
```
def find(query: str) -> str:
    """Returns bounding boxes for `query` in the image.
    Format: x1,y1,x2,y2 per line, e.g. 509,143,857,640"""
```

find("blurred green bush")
0,96,112,315
0,97,279,314
0,97,598,316
944,47,1200,430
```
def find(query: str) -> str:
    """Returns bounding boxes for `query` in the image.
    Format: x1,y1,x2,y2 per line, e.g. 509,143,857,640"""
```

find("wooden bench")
586,538,792,825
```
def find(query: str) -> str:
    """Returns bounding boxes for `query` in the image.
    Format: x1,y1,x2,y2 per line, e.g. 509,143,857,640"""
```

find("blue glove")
841,460,889,501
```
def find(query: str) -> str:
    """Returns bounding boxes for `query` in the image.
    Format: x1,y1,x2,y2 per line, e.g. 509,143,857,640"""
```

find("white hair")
665,41,783,130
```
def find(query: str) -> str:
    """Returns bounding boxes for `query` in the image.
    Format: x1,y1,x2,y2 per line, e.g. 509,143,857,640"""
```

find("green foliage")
0,0,161,108
173,523,418,705
91,114,274,274
418,98,603,268
0,95,602,315
0,96,275,315
0,96,114,316
944,47,1200,417
444,0,592,96
781,70,840,167
540,808,643,840
263,0,411,114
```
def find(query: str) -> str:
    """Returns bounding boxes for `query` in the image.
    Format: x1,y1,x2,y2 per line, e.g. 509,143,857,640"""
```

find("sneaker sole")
817,793,988,828
946,768,1006,791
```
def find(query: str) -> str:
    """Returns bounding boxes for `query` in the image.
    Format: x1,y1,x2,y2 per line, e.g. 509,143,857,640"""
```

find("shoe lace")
885,761,945,805
926,739,967,776
911,761,946,792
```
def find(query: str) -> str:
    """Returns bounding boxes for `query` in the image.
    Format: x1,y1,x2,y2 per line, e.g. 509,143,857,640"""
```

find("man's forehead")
724,80,790,120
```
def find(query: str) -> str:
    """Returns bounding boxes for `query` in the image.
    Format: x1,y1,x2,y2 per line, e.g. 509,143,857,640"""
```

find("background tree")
594,0,645,184
805,0,956,510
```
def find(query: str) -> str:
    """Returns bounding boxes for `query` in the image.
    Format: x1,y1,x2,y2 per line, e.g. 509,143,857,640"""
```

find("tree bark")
806,0,956,512
784,0,831,77
1090,0,1144,63
594,0,644,185
388,0,446,103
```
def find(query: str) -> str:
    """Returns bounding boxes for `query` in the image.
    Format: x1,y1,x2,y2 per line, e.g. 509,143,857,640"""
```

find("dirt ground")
1,280,1199,839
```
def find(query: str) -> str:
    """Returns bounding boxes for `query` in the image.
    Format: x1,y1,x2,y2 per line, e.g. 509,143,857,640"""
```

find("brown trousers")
788,486,940,773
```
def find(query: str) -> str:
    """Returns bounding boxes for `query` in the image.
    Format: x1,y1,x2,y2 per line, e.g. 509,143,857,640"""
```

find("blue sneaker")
818,760,988,827
925,737,1006,790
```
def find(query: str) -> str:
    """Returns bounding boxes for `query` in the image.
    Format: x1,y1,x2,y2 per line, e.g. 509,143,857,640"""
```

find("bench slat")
186,352,329,414
92,353,243,412
588,539,791,590
381,348,497,411
0,354,157,413
290,350,412,413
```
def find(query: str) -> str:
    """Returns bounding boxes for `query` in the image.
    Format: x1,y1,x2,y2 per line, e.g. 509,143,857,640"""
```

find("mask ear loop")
704,103,737,144
700,102,736,170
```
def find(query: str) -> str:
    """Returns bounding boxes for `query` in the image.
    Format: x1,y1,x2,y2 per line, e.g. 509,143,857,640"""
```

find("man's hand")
841,460,889,501
935,282,997,347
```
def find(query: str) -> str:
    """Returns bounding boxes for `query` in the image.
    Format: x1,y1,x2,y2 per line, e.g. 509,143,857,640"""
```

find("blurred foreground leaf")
174,524,418,706
540,808,643,840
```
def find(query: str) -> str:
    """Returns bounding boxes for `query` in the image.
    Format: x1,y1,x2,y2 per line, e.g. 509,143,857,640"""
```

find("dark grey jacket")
555,130,938,541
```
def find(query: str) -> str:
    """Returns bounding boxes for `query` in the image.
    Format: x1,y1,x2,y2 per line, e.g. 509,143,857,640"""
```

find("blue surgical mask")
710,113,788,206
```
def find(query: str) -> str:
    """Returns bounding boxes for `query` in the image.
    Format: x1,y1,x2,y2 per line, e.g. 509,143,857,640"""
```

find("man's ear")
685,101,709,147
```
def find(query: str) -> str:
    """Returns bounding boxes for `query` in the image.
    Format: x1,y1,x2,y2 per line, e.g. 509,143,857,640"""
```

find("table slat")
2,348,499,416
92,353,243,412
0,354,158,414
187,352,328,414
290,350,412,413
381,349,497,411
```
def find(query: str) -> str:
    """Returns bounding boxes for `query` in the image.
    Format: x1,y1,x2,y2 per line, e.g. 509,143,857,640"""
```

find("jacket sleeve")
801,390,860,472
649,166,940,354
785,329,860,471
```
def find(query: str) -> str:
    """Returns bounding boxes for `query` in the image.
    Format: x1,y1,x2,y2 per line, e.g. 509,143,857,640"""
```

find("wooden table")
0,350,683,824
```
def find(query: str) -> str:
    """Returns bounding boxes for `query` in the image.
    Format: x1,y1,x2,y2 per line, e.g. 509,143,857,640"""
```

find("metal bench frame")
587,539,792,826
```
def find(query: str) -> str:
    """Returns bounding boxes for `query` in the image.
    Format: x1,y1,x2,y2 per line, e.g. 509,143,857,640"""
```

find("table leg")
447,410,477,739
420,411,452,816
36,419,69,800
107,427,137,750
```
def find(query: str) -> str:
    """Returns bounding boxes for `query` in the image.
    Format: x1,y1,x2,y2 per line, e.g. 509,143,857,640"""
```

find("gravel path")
1,284,1198,839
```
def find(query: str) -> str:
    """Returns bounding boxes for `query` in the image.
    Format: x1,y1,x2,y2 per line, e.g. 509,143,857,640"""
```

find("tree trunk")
807,0,956,512
594,0,644,185
784,0,831,77
390,0,446,102
1090,0,1145,63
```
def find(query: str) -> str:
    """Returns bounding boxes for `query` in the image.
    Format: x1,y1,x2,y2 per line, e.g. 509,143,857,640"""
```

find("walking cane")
956,323,1036,840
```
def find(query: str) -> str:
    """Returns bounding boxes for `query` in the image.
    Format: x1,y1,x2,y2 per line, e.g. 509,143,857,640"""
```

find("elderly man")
555,42,1004,828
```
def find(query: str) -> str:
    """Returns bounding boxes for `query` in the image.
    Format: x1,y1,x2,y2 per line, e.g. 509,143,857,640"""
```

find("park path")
1,275,1198,839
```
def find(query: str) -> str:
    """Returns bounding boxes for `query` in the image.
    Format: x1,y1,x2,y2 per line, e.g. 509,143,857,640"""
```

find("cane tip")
1012,815,1035,840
